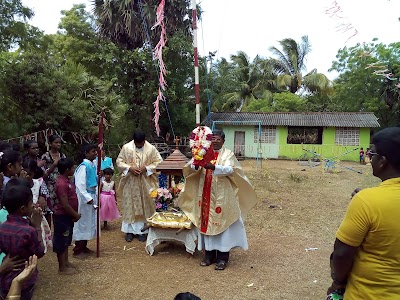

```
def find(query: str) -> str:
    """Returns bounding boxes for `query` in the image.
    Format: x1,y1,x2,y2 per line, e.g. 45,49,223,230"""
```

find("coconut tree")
220,51,268,111
269,35,332,94
92,0,194,50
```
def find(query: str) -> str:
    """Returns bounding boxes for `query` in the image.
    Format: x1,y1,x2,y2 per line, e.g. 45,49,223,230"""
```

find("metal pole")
258,122,262,168
192,0,200,126
206,52,216,122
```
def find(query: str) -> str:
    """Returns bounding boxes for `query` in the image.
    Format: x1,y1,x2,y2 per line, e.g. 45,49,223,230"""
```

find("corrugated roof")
209,112,380,128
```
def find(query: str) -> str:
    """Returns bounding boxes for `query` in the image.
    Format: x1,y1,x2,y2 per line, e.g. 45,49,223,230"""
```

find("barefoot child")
359,147,365,164
99,168,120,230
0,179,45,300
72,144,98,258
54,158,81,274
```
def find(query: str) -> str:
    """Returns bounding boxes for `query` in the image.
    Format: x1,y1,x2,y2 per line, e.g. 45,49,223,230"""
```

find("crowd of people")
0,131,209,299
0,135,123,299
1,126,399,299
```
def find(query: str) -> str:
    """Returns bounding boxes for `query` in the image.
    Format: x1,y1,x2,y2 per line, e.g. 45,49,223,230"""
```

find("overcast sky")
22,0,400,80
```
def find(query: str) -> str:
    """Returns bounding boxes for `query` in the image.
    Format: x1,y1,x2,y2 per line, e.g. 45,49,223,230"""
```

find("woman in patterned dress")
41,135,66,227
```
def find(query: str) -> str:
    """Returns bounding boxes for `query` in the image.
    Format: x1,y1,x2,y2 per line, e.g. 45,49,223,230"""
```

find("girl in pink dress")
99,168,120,229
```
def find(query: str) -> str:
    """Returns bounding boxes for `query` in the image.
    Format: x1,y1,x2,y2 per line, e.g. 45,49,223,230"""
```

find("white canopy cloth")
145,227,198,256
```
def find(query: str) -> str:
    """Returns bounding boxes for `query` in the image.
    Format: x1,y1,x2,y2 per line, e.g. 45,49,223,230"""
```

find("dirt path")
34,160,377,300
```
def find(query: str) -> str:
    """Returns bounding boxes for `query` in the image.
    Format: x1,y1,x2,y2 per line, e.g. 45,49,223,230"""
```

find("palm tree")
269,35,332,94
209,58,235,112
92,0,194,50
221,51,267,111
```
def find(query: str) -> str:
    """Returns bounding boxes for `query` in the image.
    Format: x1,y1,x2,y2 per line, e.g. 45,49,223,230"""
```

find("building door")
234,131,245,157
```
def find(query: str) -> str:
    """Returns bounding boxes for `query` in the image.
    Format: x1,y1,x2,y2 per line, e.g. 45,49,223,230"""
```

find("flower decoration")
150,189,158,198
189,126,214,167
150,187,173,212
158,173,168,188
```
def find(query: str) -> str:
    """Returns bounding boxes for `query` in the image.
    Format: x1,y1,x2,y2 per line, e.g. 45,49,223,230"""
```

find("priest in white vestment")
116,131,162,242
179,129,257,270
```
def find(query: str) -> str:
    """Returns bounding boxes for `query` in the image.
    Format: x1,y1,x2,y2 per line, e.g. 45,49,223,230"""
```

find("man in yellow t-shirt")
327,127,400,299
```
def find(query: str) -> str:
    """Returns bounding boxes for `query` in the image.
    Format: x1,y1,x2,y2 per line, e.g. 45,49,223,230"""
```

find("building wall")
220,125,272,159
220,125,371,162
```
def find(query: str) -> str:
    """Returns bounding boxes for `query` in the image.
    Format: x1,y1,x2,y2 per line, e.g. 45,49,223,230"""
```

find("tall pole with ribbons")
96,111,104,258
192,0,200,126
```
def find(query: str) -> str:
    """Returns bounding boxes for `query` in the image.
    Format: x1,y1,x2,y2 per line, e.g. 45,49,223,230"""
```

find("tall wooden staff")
192,0,200,126
96,111,105,258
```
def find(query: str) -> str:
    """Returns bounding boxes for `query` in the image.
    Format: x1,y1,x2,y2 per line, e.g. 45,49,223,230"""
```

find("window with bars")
254,126,276,143
335,127,360,146
287,127,323,144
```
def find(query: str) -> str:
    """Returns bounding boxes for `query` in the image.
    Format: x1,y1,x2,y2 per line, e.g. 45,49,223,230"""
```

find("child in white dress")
23,159,53,253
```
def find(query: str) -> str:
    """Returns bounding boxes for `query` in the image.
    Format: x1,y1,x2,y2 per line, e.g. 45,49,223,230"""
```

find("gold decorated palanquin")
147,211,192,229
146,146,192,229
156,147,189,184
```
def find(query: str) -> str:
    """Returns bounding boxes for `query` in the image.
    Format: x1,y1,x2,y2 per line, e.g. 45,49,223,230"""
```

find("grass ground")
33,159,378,300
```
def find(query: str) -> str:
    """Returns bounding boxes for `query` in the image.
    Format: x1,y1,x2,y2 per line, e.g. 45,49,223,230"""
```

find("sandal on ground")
125,233,134,242
215,261,228,270
200,258,216,266
137,234,147,242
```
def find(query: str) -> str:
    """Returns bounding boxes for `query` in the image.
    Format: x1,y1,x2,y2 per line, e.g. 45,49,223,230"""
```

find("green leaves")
0,0,36,51
0,49,125,137
92,0,194,50
4,1,365,141
208,36,332,113
330,41,400,127
0,4,128,139
268,35,331,94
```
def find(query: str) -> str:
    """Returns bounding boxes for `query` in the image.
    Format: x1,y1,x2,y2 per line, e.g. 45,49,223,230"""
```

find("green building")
209,112,380,162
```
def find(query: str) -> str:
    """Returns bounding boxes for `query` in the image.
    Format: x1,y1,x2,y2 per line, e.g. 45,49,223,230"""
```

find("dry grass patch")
33,160,378,300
